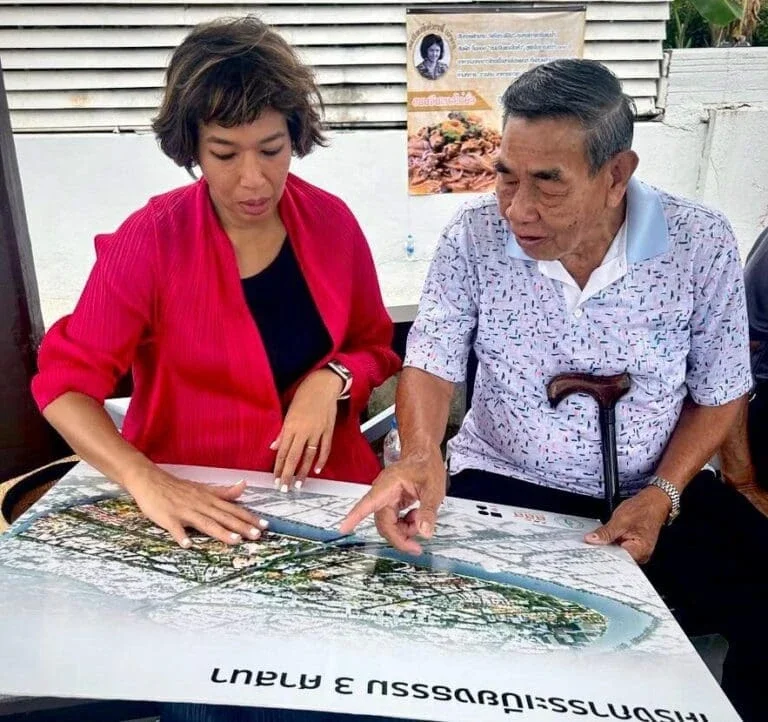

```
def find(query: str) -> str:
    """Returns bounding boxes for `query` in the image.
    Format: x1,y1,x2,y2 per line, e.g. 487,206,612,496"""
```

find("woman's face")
427,42,442,63
197,108,292,233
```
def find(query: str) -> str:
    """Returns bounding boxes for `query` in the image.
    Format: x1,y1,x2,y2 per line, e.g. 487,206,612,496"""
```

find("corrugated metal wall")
1,0,668,131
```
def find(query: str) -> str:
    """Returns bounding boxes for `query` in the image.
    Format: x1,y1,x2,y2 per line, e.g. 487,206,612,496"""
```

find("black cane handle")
546,372,631,410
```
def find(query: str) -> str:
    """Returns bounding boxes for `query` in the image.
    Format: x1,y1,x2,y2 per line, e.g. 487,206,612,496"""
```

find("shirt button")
573,308,583,318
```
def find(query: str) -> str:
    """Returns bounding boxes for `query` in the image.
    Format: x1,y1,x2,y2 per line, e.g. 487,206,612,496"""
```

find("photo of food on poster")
406,7,586,195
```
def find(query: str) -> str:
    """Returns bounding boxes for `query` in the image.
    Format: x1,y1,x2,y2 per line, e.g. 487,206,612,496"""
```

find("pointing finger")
339,490,381,534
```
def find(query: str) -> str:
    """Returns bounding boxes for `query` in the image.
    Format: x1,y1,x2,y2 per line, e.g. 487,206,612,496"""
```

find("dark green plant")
751,2,768,43
666,0,714,47
694,0,743,25
667,0,768,46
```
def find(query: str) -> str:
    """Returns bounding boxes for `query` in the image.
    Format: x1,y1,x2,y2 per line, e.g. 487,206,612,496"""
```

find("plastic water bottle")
382,419,401,467
405,234,415,261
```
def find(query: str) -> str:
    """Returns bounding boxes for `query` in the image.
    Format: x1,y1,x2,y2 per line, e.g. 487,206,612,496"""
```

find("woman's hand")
124,468,268,548
271,368,343,490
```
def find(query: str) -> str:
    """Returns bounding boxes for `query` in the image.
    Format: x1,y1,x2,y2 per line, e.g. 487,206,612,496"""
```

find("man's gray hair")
501,59,636,174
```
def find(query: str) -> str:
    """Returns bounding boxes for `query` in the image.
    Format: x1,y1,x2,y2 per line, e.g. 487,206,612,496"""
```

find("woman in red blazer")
32,17,401,551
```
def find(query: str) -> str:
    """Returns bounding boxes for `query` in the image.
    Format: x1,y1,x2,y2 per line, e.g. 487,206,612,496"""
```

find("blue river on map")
263,515,654,651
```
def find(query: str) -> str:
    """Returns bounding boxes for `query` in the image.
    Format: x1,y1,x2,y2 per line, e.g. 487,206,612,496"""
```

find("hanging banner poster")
407,6,586,195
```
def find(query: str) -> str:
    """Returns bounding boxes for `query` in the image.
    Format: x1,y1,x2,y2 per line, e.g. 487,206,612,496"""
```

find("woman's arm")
45,392,156,488
44,392,267,547
270,216,400,488
34,206,265,546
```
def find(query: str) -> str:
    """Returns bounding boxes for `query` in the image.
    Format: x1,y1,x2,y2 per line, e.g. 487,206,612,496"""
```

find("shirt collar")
505,176,670,263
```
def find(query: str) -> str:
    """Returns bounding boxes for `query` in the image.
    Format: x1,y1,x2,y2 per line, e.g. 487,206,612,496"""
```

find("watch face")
329,361,351,379
328,360,353,400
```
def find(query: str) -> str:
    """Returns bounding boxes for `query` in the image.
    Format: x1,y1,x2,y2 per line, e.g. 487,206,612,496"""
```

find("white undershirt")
536,221,628,317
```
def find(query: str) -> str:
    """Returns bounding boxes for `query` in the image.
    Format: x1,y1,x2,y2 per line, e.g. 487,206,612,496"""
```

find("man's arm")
719,386,768,515
341,205,479,551
587,396,745,562
719,393,755,488
656,395,744,491
397,367,454,459
339,367,453,554
589,212,753,562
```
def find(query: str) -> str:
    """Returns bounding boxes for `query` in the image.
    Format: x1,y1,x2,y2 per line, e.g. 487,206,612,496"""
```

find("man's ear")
606,150,639,208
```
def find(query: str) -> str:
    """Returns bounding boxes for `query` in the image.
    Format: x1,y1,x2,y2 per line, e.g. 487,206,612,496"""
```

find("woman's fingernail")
237,479,246,486
295,480,303,490
280,484,289,493
315,467,322,474
180,537,192,549
274,477,281,489
249,528,261,539
258,519,269,530
229,532,242,542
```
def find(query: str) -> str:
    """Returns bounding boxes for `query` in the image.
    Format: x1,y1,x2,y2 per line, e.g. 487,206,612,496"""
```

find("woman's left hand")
271,368,343,490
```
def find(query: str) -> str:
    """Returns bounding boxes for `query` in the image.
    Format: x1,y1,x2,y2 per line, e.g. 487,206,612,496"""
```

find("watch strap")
648,475,681,525
326,360,353,400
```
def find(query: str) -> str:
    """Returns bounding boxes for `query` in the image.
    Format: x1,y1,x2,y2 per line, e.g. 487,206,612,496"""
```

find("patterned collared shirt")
405,178,752,497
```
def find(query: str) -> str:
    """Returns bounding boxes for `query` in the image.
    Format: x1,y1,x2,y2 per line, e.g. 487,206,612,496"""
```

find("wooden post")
0,58,67,481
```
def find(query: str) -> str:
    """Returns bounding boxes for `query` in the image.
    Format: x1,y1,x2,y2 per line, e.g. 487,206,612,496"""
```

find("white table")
0,462,739,721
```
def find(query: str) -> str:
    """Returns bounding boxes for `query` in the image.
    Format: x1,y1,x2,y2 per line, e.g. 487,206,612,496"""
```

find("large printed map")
0,463,736,721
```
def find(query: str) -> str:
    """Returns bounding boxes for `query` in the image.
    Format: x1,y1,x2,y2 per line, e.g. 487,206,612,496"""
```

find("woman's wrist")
117,453,162,494
310,368,344,399
326,360,353,399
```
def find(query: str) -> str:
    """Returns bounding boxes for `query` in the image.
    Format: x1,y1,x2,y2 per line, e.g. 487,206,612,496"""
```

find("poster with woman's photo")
406,6,586,195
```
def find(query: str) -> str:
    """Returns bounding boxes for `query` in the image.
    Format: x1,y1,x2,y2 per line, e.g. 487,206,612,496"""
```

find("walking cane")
546,372,631,522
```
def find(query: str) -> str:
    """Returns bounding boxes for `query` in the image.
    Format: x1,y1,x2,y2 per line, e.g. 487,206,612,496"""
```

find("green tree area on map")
18,497,607,647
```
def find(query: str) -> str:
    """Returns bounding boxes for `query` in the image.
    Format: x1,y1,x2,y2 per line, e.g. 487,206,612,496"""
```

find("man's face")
495,116,619,262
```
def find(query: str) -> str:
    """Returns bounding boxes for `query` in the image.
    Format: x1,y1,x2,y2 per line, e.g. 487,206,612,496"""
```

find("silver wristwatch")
326,360,353,400
647,475,681,525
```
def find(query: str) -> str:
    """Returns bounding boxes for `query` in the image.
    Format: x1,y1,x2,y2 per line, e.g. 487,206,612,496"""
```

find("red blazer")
32,174,401,483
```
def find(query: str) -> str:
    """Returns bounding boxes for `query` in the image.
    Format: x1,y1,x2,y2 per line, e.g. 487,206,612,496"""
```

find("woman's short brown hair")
152,16,326,171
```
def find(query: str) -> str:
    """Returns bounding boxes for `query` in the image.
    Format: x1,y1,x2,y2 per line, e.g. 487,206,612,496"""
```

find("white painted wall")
14,47,768,327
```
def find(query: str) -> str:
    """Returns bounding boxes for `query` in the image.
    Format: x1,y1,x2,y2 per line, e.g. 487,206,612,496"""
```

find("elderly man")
342,59,767,720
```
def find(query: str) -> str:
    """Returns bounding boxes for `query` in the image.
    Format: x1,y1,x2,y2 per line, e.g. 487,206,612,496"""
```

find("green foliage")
692,0,743,25
666,0,768,46
666,0,714,47
754,3,768,44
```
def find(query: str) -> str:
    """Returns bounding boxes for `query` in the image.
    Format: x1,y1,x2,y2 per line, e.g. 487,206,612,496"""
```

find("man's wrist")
401,433,442,461
643,484,673,513
646,475,681,524
401,445,441,463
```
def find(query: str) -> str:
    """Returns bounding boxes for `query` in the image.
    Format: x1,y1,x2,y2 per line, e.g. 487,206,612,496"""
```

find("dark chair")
0,696,160,721
0,456,78,527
